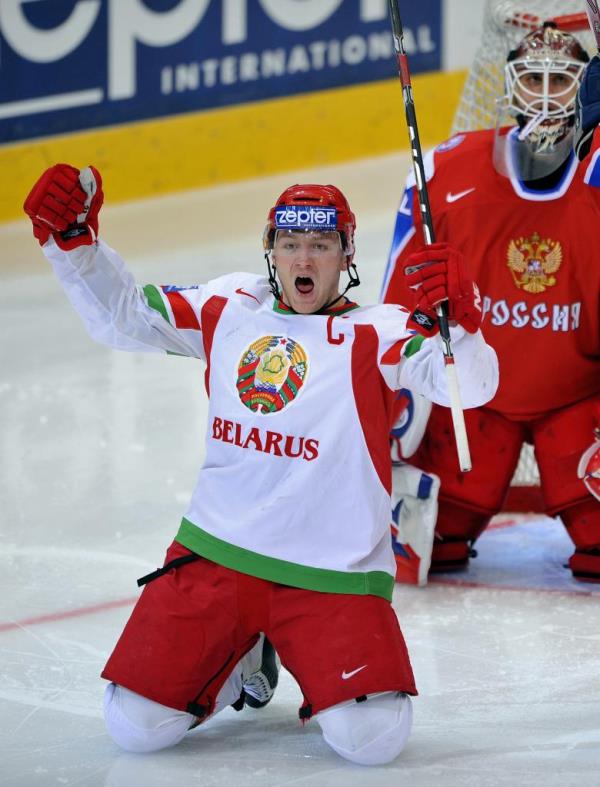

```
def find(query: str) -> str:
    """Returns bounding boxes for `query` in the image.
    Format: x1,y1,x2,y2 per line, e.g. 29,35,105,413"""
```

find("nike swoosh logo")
341,665,367,680
235,287,260,303
446,187,475,203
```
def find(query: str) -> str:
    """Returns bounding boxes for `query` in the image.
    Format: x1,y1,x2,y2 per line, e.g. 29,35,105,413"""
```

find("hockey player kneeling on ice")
383,22,600,583
23,170,498,764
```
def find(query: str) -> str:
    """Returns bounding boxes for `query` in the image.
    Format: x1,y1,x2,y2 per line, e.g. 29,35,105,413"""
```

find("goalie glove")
578,428,600,502
23,164,104,251
575,55,600,162
402,242,482,337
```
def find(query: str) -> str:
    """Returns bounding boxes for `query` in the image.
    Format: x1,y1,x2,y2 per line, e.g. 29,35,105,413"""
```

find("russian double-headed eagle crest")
507,232,562,294
237,335,308,414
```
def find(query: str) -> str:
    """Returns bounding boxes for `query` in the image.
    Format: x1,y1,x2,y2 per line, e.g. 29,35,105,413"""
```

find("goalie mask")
263,184,360,309
495,23,589,181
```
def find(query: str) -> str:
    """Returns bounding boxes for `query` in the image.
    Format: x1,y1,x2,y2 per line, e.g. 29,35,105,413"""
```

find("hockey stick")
387,0,471,472
585,0,600,50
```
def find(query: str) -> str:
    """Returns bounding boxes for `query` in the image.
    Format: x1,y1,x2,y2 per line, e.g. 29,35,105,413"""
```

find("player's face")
272,230,347,313
513,65,580,114
520,71,578,105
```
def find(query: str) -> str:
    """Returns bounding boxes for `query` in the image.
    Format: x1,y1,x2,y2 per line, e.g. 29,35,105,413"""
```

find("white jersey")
43,239,498,600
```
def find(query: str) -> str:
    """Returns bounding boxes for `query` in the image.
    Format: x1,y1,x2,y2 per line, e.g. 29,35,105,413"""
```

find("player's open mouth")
295,276,314,295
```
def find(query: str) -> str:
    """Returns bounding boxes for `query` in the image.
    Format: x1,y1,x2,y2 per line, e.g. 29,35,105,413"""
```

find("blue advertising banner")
0,0,441,144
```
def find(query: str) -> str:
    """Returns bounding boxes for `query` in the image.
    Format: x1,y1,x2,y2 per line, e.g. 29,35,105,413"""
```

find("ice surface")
1,154,599,786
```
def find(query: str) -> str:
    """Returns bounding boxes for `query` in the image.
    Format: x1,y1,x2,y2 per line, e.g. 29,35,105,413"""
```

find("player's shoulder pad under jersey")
205,271,270,301
354,303,412,336
405,129,493,190
434,128,494,165
435,133,468,154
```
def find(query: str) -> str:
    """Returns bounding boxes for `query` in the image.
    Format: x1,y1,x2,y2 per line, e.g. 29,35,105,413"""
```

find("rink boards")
0,1,465,223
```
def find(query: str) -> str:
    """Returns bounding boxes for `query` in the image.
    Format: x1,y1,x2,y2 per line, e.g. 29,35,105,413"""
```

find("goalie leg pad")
430,500,491,572
430,539,473,572
315,691,412,766
411,404,526,514
409,405,525,572
533,395,600,514
568,549,600,583
560,498,600,551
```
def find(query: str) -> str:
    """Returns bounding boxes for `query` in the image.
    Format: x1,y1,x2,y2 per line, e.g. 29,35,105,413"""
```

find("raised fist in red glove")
402,242,482,336
23,164,103,251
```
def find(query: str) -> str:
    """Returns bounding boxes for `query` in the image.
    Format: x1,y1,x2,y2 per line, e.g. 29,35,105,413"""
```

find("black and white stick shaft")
388,0,471,471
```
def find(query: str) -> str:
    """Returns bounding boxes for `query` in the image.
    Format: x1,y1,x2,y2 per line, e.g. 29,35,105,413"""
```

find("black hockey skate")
243,636,280,709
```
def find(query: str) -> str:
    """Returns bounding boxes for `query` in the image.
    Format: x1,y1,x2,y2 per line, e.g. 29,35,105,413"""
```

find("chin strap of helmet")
265,251,281,300
264,252,360,315
315,262,361,314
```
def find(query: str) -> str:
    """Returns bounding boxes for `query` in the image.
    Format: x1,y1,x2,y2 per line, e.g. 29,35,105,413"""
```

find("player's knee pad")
534,396,600,514
103,683,194,753
315,691,413,766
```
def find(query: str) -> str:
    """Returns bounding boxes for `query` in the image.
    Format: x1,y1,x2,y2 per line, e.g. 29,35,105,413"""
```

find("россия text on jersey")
482,298,580,331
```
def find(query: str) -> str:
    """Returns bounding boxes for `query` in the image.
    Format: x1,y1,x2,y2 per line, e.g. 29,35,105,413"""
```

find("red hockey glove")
23,163,104,251
402,242,482,336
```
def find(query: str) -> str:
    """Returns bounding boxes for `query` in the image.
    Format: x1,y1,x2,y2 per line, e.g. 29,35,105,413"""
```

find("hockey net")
452,2,592,511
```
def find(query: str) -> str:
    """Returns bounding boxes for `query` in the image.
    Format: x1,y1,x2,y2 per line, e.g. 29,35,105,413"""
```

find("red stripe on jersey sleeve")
201,295,227,396
381,339,407,366
351,324,395,495
163,290,201,330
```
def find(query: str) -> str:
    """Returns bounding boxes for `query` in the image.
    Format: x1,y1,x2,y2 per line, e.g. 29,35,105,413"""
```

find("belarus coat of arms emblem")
237,335,308,414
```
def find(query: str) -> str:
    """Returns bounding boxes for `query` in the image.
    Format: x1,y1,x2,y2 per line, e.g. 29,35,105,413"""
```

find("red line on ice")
0,596,137,633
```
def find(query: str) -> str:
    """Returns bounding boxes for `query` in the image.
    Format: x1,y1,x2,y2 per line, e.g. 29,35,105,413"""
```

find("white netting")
510,443,540,487
452,0,594,133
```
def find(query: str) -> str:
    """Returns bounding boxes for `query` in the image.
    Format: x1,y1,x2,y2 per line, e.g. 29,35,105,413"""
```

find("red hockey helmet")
263,184,356,262
508,22,588,66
